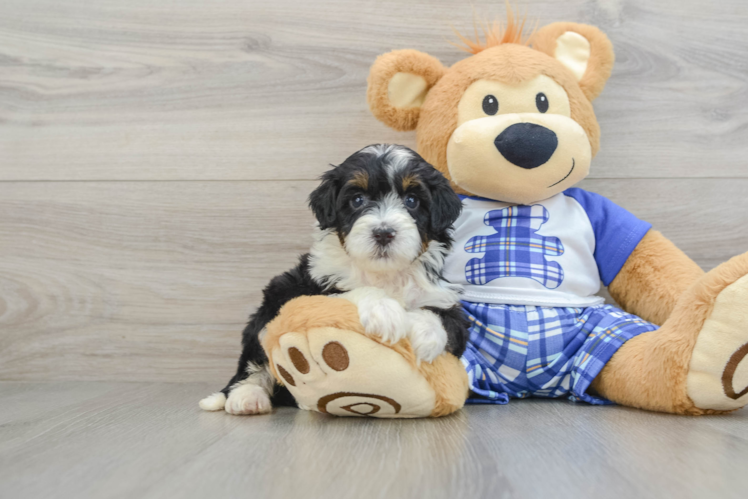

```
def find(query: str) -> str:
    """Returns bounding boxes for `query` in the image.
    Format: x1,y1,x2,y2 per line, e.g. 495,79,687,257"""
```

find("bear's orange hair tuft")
450,4,535,54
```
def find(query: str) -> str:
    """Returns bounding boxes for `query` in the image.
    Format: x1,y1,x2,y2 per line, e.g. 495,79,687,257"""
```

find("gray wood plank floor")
1,382,747,498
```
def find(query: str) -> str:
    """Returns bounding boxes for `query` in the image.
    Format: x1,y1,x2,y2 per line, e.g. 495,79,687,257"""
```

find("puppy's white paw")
358,296,409,344
199,392,227,411
224,383,272,415
407,310,448,363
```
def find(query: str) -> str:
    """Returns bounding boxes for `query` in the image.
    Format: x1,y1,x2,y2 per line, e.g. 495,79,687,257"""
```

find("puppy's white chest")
358,275,423,310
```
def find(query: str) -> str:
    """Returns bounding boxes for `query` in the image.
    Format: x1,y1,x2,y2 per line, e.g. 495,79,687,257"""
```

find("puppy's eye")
350,194,366,209
482,95,498,115
536,92,549,113
404,194,419,209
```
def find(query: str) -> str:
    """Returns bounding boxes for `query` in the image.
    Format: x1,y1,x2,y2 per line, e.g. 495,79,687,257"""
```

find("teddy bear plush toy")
261,15,748,417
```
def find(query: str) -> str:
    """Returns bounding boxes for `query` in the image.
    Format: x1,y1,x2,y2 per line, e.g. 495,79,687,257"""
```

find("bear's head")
367,19,614,205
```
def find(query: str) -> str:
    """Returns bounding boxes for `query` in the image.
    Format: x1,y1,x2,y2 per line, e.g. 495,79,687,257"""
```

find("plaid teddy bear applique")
464,205,565,289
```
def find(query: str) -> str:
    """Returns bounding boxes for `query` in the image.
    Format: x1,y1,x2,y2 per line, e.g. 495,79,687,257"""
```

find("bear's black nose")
494,123,558,169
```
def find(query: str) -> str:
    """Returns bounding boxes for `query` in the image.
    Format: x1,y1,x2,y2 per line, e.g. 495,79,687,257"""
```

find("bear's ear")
367,49,446,131
533,22,614,101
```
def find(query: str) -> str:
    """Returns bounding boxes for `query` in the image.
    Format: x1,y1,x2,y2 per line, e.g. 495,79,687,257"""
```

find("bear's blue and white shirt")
446,189,657,405
443,188,652,307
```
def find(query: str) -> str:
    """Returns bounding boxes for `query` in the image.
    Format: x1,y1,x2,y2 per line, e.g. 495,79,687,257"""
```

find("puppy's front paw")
407,310,448,363
224,383,272,415
358,296,408,344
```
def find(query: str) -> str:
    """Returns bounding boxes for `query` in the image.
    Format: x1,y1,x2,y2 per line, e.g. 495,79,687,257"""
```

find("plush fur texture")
262,296,365,363
608,230,705,326
419,43,601,191
592,252,748,415
532,22,614,101
367,50,446,132
450,7,533,54
200,144,469,415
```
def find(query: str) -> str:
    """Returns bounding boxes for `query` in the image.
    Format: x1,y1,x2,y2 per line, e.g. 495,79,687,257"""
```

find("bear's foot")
262,296,468,418
687,273,748,412
593,252,748,415
269,326,435,417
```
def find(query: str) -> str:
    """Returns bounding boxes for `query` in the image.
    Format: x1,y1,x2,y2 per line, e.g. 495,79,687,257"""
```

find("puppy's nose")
494,123,558,169
372,227,396,246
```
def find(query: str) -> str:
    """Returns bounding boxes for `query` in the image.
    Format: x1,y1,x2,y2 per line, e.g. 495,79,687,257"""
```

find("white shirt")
442,189,651,308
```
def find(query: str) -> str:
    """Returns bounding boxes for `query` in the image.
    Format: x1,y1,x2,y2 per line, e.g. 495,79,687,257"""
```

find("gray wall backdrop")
1,0,747,383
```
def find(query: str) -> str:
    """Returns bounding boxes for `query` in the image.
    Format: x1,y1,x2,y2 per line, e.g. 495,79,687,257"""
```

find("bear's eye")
482,95,499,115
536,93,549,113
350,194,366,209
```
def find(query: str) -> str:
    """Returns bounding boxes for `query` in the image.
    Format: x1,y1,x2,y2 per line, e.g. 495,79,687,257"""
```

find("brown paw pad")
317,392,402,416
289,347,309,374
275,341,350,388
322,341,349,371
276,364,296,386
722,342,748,400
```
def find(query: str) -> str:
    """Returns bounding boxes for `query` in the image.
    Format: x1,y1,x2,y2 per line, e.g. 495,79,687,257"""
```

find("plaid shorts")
460,301,658,405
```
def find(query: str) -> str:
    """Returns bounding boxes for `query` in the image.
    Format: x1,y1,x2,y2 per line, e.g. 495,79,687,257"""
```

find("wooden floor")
1,382,747,498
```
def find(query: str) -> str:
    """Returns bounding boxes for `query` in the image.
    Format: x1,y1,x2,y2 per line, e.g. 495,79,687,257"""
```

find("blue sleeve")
564,188,652,286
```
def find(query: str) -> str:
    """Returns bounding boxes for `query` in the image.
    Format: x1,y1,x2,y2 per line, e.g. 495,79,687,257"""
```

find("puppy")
199,144,469,415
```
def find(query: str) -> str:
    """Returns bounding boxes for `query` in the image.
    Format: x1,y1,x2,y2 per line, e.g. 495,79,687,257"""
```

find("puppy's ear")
427,168,463,234
308,169,339,230
532,22,614,101
367,49,446,131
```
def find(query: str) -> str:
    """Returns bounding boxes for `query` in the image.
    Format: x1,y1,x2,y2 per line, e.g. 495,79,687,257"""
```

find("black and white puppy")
199,144,469,415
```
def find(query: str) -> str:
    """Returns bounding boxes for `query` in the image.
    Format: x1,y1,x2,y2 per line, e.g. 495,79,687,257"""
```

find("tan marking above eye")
276,364,296,386
457,75,571,127
401,174,420,191
288,347,310,374
322,341,349,371
347,171,369,190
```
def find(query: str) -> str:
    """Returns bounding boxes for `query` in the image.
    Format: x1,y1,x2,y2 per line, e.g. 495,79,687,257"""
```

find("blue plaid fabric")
460,301,658,405
464,205,565,289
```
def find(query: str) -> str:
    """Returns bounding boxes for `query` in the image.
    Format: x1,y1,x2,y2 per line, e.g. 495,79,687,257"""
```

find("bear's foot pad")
688,274,748,411
270,327,438,418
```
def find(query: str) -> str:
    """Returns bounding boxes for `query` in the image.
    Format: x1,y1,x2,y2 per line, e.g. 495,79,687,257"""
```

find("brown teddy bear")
263,15,748,416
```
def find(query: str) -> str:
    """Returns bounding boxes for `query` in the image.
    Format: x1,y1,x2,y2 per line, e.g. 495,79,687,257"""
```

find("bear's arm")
607,230,704,325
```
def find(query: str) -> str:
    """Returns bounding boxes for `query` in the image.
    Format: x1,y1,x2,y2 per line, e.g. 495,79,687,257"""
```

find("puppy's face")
309,144,463,272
